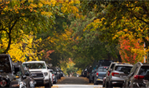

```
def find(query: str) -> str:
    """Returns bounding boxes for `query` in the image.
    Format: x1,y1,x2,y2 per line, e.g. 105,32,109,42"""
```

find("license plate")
97,79,100,80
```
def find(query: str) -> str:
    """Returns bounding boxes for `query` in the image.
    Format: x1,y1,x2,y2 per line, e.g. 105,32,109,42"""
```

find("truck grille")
31,71,43,77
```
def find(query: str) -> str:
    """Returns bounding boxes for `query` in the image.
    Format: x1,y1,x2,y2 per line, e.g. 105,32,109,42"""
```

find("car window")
115,66,132,72
23,63,46,69
0,56,11,73
138,66,149,75
97,67,107,72
14,66,22,76
110,64,115,70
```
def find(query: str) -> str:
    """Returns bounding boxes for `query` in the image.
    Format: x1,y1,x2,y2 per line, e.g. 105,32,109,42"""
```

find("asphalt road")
36,77,102,88
52,77,102,88
36,76,126,88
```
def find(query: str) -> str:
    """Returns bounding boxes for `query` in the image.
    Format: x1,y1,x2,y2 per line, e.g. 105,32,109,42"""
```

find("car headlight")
19,82,24,85
44,72,48,76
30,81,36,87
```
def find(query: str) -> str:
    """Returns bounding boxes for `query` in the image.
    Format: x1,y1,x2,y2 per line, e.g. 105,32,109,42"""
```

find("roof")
23,61,46,63
0,54,10,57
114,63,133,66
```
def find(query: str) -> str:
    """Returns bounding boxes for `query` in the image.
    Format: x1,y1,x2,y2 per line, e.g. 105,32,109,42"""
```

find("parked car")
104,62,120,87
93,66,108,85
0,54,14,88
123,62,149,88
143,70,149,88
105,62,133,88
0,54,35,88
98,60,113,67
22,61,53,88
89,69,96,83
55,67,61,79
10,62,36,88
47,67,58,84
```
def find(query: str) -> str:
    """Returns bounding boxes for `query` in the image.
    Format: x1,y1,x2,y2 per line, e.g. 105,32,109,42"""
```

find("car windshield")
97,67,107,72
23,63,46,69
0,56,11,73
115,66,132,72
139,66,149,75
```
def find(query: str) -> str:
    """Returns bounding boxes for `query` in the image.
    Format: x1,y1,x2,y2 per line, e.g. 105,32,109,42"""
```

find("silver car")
106,63,133,88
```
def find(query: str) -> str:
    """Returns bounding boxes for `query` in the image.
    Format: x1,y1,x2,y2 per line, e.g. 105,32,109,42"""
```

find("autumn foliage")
119,36,145,64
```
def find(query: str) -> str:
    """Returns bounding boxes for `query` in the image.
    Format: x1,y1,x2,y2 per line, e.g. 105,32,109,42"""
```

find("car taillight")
96,73,99,76
111,72,119,76
134,75,144,79
108,71,110,76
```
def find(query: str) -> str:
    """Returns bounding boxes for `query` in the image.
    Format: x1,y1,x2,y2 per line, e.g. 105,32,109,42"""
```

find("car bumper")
111,81,124,87
34,77,49,86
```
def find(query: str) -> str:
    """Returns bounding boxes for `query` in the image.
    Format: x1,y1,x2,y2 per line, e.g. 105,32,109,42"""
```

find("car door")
129,64,138,87
20,64,30,88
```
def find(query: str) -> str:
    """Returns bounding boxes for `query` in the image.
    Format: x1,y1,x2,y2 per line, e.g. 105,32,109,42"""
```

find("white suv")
22,61,53,88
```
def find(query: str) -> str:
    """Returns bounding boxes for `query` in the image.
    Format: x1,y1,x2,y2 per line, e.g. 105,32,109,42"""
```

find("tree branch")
134,14,149,25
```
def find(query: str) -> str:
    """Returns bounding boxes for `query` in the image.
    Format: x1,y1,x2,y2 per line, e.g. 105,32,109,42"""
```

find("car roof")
23,61,45,63
115,63,133,66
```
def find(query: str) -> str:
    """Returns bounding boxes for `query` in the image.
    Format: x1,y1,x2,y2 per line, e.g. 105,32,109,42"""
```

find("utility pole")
144,42,146,63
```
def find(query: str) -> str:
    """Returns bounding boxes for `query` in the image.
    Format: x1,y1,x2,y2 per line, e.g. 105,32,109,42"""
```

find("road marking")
52,86,59,88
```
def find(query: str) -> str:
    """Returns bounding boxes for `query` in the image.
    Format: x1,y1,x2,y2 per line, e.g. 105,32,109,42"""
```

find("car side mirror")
144,71,149,80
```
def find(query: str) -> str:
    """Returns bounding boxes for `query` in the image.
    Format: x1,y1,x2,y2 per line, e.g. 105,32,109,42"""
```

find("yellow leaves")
50,0,57,6
123,29,128,32
30,3,37,8
38,3,43,8
3,6,8,11
28,0,33,3
41,11,53,17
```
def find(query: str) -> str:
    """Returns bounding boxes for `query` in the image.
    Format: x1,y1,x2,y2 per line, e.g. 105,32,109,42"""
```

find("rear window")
97,67,107,72
138,66,149,75
115,66,132,72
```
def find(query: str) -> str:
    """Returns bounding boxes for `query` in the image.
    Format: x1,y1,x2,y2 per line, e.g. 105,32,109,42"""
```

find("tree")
79,1,149,63
0,0,61,54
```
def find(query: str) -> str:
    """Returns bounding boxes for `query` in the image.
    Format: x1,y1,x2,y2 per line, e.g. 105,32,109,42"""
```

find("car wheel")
54,78,57,84
109,82,113,88
89,78,91,83
94,78,97,85
105,82,109,88
45,80,51,88
103,82,105,87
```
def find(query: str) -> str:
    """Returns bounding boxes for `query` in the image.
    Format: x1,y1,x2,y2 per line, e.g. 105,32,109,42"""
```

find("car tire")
53,78,57,84
103,82,105,87
109,82,113,88
89,79,91,83
105,82,108,88
45,80,51,88
94,78,97,85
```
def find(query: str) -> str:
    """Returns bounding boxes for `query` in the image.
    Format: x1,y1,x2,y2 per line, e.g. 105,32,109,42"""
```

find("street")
52,77,102,88
36,77,102,88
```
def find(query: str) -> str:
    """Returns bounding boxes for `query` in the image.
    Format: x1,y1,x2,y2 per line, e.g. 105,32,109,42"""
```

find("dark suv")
123,62,149,88
0,54,35,88
10,62,36,88
106,63,133,88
